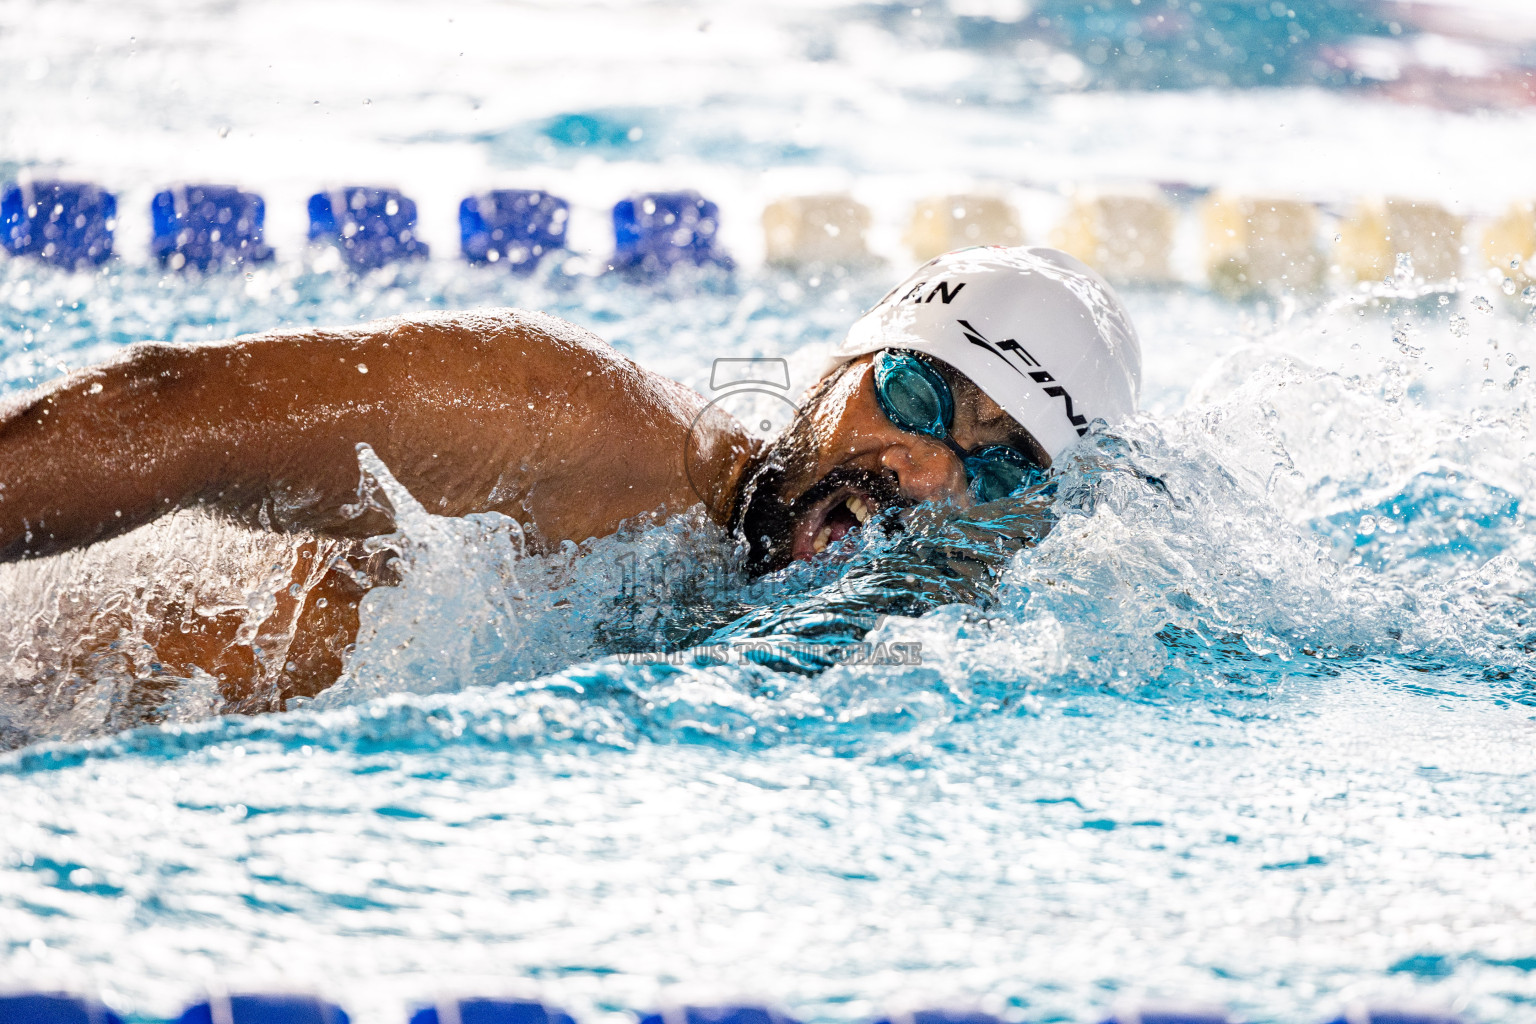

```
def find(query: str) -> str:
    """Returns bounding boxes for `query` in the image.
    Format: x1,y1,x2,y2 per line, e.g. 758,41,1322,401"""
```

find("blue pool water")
3,2,1536,1024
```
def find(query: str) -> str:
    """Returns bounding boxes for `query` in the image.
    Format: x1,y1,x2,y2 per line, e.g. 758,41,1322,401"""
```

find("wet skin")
735,352,1050,572
0,308,1042,706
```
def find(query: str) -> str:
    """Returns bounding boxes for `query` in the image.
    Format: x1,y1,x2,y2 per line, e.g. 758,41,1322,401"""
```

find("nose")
879,438,969,504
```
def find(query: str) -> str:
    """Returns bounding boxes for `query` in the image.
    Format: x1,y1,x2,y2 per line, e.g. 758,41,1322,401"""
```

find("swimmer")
0,246,1140,704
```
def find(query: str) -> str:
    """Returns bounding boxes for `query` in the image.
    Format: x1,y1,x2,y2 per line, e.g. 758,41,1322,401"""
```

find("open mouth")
733,458,906,575
791,485,882,561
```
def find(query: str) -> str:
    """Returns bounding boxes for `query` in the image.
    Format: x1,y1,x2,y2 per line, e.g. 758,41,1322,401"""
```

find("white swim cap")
826,245,1142,461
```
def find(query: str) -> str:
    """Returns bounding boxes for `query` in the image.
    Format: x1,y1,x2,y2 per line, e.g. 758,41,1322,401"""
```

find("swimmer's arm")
0,309,743,561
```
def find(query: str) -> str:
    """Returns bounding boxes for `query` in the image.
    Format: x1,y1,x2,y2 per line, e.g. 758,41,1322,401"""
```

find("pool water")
2,2,1536,1023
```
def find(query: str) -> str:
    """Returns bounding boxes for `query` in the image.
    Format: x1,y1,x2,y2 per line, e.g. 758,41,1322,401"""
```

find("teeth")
813,526,832,553
846,496,870,524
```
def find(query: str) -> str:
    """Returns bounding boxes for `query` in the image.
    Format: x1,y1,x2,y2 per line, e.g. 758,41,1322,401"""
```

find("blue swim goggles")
872,349,1045,503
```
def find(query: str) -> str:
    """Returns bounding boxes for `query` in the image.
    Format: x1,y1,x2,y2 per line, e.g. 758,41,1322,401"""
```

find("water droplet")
356,362,368,374
1449,313,1469,337
1503,277,1518,296
1511,256,1522,270
1472,295,1494,314
1523,286,1536,305
1392,325,1422,358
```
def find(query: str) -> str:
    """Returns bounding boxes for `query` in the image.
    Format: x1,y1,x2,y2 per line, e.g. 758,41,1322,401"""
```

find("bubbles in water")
2,253,1535,760
0,512,341,746
1472,295,1494,314
1390,320,1422,358
6,18,1536,1024
1502,277,1518,296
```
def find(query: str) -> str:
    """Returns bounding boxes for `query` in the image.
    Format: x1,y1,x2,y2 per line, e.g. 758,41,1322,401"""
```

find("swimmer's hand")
0,308,750,561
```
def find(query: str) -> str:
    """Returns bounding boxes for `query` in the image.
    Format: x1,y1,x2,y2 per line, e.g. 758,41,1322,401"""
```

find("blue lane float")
611,191,732,276
459,189,569,273
638,1008,799,1024
176,996,349,1024
0,994,123,1024
0,996,1474,1024
151,184,274,271
872,1012,1004,1024
307,187,429,271
1100,1010,1233,1024
411,1000,579,1024
0,180,116,269
1320,1012,1465,1024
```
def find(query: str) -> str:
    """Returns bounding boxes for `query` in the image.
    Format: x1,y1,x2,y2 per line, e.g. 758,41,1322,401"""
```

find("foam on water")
3,262,1536,1023
4,0,1536,1020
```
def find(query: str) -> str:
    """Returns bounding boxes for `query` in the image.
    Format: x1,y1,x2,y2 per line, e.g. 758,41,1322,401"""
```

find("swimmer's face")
731,354,1049,574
